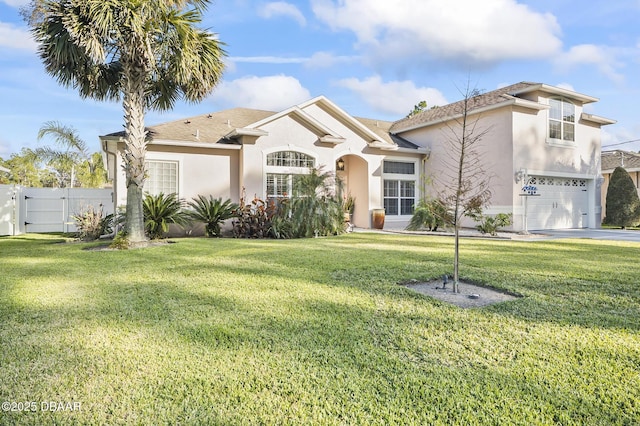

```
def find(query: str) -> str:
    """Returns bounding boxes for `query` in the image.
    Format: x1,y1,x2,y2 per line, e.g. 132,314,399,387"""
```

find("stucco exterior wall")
399,106,514,228
113,144,239,207
238,104,424,229
512,96,602,228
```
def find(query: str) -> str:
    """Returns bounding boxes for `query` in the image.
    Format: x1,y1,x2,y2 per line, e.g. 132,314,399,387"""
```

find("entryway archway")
336,154,368,228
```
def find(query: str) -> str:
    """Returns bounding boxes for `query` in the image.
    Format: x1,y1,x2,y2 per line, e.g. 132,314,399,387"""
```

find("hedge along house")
101,82,614,233
101,96,429,232
390,82,615,231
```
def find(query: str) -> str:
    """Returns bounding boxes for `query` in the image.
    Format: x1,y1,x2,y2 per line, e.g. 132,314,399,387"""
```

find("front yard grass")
0,233,638,425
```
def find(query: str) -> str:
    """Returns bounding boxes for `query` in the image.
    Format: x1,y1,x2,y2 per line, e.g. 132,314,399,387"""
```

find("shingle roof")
602,150,640,172
390,82,540,133
105,107,276,144
103,105,423,151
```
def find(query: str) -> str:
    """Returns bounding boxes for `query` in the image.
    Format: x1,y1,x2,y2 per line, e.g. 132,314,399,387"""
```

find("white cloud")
311,0,562,68
554,44,624,83
0,22,37,51
258,2,307,26
210,75,311,110
335,75,448,116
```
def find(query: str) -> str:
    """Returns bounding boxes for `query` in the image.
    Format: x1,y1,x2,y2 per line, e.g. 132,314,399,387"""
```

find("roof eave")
225,128,269,139
392,98,524,134
581,113,616,125
319,135,346,145
148,139,243,150
511,83,599,104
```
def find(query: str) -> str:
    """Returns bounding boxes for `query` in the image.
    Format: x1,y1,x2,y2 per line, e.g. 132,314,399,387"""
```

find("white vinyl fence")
0,185,113,236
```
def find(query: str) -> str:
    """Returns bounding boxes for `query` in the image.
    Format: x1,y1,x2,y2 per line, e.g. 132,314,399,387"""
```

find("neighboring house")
600,150,640,218
101,82,615,232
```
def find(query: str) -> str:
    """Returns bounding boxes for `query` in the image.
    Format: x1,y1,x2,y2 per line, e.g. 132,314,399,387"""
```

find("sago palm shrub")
187,195,238,237
143,193,190,239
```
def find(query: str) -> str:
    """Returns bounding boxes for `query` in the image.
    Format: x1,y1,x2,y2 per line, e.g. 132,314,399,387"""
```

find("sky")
1,0,640,158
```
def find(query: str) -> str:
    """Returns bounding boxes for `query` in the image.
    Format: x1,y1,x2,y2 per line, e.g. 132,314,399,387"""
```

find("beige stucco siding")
398,107,513,227
113,144,239,207
239,105,424,229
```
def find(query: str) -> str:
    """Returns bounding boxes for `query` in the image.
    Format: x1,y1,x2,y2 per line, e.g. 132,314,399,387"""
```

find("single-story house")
600,150,640,216
101,81,615,232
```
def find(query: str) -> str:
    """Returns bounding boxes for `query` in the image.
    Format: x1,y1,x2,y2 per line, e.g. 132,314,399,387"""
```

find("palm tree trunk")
122,62,148,243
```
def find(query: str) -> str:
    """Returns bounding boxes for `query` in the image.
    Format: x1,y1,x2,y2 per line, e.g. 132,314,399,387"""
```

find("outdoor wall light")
336,158,345,171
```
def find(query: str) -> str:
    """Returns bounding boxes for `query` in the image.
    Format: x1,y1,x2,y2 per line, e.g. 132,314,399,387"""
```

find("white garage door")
526,176,588,230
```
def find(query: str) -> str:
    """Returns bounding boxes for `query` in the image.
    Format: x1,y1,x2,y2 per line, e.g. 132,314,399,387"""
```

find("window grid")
549,98,575,142
384,179,415,216
382,160,417,217
145,161,178,196
266,151,315,168
383,161,415,174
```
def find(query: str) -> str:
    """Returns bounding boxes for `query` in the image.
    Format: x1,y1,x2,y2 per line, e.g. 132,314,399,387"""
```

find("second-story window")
549,98,575,142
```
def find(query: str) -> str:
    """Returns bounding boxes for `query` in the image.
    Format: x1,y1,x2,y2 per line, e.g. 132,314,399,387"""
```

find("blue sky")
1,0,639,157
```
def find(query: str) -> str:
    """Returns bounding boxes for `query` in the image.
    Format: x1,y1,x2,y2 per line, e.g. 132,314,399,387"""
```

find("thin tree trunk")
122,62,148,243
453,98,468,294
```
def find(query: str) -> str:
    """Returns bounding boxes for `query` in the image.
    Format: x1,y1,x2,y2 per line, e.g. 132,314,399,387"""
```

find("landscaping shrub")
108,230,130,249
233,168,345,239
604,166,640,228
286,167,345,238
474,213,513,236
72,204,114,241
143,192,190,239
232,195,276,238
406,198,449,231
187,195,238,237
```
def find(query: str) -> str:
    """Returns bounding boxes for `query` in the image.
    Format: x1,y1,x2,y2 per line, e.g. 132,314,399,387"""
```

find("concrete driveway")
530,228,640,242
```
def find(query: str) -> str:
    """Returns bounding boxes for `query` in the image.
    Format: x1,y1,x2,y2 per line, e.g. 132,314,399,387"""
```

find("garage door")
525,176,588,230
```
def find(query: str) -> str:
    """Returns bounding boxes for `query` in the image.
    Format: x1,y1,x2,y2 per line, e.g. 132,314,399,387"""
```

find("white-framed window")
382,159,417,216
264,150,316,200
145,160,178,196
266,173,306,198
266,151,315,168
549,98,575,143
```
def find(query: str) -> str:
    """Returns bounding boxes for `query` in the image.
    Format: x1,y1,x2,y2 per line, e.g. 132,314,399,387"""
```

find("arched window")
265,151,315,199
266,151,314,168
549,98,575,142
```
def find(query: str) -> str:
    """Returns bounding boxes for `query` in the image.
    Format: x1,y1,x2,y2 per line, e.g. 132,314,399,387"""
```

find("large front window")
145,160,178,196
549,98,575,142
382,159,417,216
265,150,315,200
266,173,304,198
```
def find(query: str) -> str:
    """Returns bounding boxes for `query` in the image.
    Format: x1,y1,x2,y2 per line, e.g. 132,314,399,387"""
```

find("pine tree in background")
604,166,640,228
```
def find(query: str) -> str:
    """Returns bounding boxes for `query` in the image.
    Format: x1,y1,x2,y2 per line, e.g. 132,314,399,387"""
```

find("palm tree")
27,0,226,242
36,121,97,188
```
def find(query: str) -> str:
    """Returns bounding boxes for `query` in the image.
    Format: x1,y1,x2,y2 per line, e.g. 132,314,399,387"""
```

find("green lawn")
0,233,638,425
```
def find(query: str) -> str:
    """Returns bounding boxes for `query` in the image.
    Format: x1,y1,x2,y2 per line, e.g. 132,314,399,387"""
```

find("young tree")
604,166,640,228
434,83,493,293
26,0,226,242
